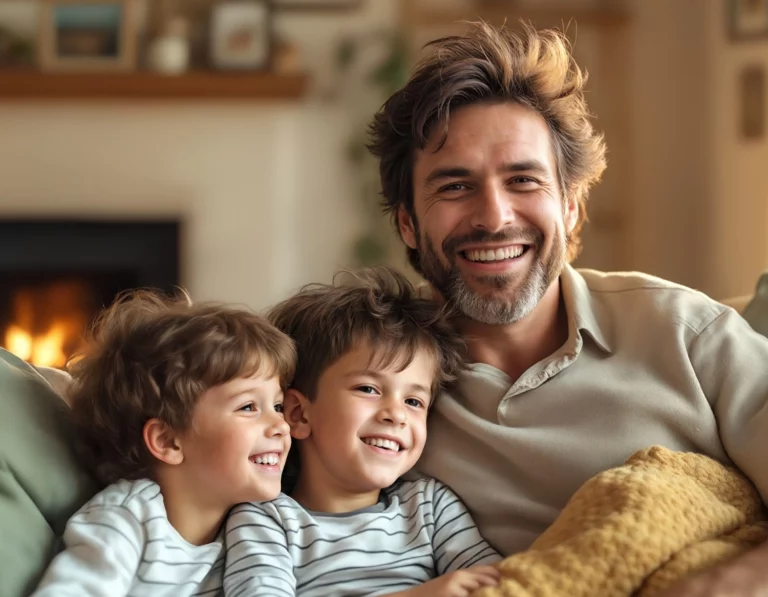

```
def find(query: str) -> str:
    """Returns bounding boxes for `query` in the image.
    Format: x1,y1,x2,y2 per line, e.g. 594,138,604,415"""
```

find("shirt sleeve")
31,502,143,597
691,307,768,503
224,502,296,597
430,480,502,573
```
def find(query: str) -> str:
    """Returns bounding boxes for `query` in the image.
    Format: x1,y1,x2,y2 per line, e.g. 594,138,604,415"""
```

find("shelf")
0,70,310,101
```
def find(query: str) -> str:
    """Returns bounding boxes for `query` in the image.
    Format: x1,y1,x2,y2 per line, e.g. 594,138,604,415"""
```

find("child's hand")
388,565,501,597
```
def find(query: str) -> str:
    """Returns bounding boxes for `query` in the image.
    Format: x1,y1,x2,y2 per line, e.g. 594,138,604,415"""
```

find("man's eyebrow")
424,166,473,186
499,160,550,175
423,160,550,186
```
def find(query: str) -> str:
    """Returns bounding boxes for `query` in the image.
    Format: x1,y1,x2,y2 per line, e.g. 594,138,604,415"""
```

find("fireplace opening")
0,220,180,368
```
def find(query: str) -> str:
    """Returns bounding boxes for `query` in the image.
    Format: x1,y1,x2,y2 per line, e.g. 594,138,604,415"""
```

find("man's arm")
675,306,768,596
31,503,143,596
224,502,296,597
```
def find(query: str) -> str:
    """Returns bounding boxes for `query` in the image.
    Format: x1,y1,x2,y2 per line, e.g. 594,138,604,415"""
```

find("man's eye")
274,403,284,414
355,385,378,395
511,176,538,185
439,182,468,193
405,397,426,408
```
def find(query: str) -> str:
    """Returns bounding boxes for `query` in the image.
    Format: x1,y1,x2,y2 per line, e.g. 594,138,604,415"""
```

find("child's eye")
405,397,426,408
274,403,284,414
239,403,256,412
355,385,378,395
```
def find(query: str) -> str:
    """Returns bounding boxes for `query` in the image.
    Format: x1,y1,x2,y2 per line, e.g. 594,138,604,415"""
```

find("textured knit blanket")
475,446,768,597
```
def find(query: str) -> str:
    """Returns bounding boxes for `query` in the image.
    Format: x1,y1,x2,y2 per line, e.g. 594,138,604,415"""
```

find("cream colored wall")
0,0,398,310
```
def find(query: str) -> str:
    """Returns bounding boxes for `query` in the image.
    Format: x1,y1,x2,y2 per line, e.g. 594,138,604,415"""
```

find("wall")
0,0,398,310
708,0,768,300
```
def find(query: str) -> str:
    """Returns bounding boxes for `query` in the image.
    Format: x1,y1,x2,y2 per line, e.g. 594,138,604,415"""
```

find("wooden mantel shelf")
0,70,309,100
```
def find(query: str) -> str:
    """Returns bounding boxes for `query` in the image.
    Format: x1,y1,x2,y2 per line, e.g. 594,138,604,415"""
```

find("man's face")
401,102,578,325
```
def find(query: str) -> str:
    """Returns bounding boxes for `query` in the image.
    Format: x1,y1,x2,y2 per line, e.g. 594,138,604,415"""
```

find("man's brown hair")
68,290,296,486
368,21,607,272
268,266,465,402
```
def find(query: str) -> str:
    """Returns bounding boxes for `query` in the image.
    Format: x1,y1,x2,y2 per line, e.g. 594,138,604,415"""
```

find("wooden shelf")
0,70,310,101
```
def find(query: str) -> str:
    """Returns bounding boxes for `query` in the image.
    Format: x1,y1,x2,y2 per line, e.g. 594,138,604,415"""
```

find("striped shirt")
224,477,500,597
32,479,224,597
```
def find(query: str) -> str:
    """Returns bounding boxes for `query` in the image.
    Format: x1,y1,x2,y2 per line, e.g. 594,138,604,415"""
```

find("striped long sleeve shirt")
32,479,224,597
223,476,500,597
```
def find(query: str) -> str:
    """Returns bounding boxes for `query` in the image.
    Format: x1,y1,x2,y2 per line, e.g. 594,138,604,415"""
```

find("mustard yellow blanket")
476,446,768,597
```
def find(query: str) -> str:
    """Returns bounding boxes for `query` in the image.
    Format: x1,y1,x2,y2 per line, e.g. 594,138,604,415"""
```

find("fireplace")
0,220,180,368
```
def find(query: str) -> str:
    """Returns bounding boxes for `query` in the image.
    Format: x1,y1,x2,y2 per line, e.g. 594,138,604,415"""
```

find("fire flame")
5,323,68,368
2,281,91,369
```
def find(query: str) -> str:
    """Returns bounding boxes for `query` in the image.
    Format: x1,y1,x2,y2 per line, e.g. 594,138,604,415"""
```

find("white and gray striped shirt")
224,477,500,597
32,479,224,597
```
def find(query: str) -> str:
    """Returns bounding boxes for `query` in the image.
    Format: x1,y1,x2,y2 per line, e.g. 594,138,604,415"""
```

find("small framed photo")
729,0,768,41
210,1,272,71
272,0,362,11
38,0,139,72
740,65,765,140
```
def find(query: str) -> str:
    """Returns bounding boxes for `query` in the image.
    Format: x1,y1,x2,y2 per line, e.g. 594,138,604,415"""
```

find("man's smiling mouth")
462,245,529,263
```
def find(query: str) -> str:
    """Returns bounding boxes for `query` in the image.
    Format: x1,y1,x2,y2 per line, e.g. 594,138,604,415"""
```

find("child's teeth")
253,453,279,465
363,438,400,452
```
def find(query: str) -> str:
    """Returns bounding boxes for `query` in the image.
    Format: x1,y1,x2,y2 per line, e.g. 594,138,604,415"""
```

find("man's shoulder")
574,268,729,334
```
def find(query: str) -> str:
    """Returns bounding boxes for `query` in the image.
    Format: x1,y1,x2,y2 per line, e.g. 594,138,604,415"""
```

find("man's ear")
397,207,418,250
143,418,184,466
565,192,579,235
284,388,312,440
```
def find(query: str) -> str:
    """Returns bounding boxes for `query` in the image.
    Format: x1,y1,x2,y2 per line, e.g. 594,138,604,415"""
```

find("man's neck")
457,278,568,382
154,470,226,546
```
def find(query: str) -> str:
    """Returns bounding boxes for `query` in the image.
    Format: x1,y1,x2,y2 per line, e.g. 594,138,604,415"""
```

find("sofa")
2,272,768,597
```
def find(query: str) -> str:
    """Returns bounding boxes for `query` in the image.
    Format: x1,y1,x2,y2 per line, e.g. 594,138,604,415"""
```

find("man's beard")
417,227,566,325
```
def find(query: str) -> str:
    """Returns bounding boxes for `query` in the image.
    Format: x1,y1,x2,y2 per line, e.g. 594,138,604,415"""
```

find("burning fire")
5,323,68,368
2,281,91,369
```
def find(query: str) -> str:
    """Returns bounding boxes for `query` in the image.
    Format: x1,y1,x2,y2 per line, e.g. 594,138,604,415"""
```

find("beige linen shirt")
417,265,768,556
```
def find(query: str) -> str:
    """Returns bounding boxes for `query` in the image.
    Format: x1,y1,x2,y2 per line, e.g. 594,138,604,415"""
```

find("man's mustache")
442,227,543,256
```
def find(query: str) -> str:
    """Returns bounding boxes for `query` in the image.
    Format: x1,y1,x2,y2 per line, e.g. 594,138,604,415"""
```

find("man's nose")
469,183,515,233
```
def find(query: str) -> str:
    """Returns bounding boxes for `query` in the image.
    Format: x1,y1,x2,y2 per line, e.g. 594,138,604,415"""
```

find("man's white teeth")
363,438,401,452
251,453,280,465
465,246,525,262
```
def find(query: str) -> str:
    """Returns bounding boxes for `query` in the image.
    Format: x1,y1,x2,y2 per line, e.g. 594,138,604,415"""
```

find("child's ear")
284,388,311,440
143,418,184,465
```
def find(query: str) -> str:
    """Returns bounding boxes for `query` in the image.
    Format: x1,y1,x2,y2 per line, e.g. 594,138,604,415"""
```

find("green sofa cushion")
0,348,97,597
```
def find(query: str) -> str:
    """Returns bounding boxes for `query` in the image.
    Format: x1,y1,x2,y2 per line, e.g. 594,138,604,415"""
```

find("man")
367,22,768,595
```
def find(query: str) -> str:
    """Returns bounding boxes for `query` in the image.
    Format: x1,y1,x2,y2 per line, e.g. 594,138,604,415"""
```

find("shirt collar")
560,264,613,354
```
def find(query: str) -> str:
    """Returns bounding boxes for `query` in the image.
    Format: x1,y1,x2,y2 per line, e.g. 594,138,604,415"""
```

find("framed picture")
728,0,768,40
272,0,362,11
210,1,271,70
740,65,765,139
38,0,139,72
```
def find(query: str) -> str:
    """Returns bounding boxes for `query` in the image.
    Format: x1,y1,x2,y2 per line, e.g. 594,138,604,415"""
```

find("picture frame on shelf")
272,0,362,11
38,0,139,72
728,0,768,41
740,64,765,139
210,0,271,71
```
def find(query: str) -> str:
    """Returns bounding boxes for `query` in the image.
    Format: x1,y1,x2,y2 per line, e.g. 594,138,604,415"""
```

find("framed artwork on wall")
271,0,362,11
728,0,768,41
38,0,139,71
740,64,765,140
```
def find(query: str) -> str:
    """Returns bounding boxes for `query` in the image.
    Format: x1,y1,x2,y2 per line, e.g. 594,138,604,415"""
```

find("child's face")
177,372,290,506
295,344,434,499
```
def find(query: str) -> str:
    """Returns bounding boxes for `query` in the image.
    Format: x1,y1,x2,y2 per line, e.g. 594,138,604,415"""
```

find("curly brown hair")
68,290,296,486
268,266,466,403
367,21,607,272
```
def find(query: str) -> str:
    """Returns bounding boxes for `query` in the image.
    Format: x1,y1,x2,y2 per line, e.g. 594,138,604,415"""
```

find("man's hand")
385,565,500,597
654,542,768,597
